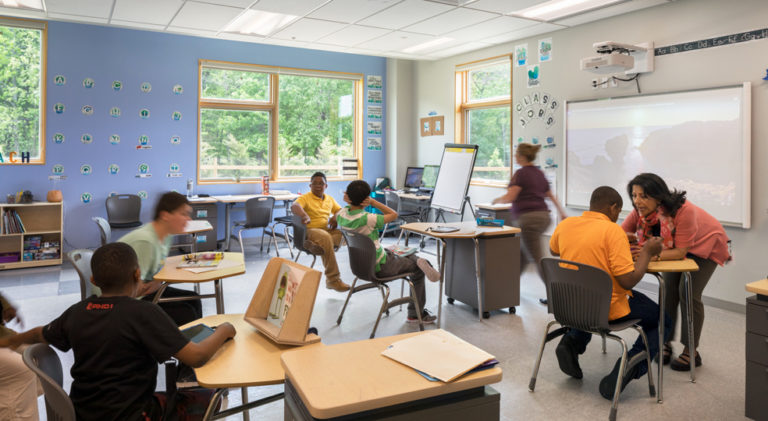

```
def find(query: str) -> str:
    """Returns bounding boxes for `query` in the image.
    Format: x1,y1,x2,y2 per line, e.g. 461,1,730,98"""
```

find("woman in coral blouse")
622,173,730,371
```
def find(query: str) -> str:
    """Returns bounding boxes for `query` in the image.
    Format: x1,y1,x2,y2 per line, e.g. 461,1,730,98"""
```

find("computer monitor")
421,165,439,190
403,167,424,189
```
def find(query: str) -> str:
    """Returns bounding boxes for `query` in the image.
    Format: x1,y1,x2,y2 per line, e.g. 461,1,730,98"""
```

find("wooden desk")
153,252,245,314
399,222,521,325
745,280,768,420
181,314,322,421
211,193,299,251
281,331,501,420
746,279,768,296
646,258,700,398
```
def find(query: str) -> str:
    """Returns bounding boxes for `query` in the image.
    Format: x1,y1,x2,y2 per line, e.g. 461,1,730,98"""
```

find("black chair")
265,214,294,258
105,194,141,229
68,249,96,300
529,258,655,421
234,196,278,256
336,229,424,338
382,190,422,236
92,216,110,246
22,343,76,421
290,214,325,268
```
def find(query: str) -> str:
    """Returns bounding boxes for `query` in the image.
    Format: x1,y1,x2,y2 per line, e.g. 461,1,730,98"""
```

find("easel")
244,257,322,346
412,196,477,253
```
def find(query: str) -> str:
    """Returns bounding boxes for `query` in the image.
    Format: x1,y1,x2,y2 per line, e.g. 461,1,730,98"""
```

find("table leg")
437,239,446,329
684,271,696,383
652,273,665,404
151,283,169,304
473,238,483,320
224,203,233,251
214,279,224,314
241,387,249,421
191,235,201,295
202,388,227,421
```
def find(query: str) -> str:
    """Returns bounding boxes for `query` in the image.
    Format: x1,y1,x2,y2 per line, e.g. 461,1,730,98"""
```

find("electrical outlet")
601,77,608,89
610,77,618,88
591,78,598,89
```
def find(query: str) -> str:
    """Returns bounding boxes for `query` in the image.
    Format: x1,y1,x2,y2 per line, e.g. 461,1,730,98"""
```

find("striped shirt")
336,207,386,271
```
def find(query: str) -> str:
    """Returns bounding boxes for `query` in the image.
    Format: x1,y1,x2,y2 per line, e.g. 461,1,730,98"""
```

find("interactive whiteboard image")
565,84,750,227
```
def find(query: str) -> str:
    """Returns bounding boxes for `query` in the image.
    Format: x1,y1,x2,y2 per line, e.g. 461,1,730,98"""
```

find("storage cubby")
0,202,63,270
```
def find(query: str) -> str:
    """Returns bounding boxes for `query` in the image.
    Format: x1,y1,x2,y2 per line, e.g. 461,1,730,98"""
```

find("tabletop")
280,330,502,419
400,221,521,239
746,279,768,296
210,193,299,203
153,252,245,283
646,258,699,273
180,314,321,388
183,219,213,234
188,197,219,204
475,203,512,210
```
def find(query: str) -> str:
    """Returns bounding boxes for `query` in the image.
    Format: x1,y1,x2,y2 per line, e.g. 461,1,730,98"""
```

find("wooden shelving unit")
0,202,63,270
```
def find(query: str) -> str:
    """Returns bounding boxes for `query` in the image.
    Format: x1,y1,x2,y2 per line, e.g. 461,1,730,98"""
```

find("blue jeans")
565,290,672,377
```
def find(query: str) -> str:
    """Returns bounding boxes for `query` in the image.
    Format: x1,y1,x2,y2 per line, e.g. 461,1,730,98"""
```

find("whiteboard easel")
430,144,479,221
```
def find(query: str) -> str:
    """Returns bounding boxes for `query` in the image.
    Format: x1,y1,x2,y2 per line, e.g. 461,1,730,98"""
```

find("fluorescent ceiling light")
402,37,453,53
0,0,43,10
224,10,298,36
511,0,624,21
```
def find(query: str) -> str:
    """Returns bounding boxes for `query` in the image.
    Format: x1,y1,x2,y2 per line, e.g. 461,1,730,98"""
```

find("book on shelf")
267,262,306,327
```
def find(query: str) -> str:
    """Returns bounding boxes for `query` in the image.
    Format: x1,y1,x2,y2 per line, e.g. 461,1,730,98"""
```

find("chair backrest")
22,344,76,421
540,258,613,332
67,249,95,300
91,216,111,246
105,194,141,226
244,196,275,228
383,190,401,211
340,229,379,282
291,213,310,253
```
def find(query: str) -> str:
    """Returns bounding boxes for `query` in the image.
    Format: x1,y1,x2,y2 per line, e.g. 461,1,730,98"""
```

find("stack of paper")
381,329,495,382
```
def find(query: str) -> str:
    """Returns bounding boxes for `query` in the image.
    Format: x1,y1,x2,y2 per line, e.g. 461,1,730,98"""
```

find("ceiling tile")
111,19,167,30
47,12,108,24
0,6,45,19
45,0,112,18
358,0,453,30
166,26,218,37
194,0,257,7
309,0,400,23
442,15,536,42
317,24,391,46
553,0,669,26
466,0,545,14
356,30,435,52
112,0,184,26
402,7,497,35
170,2,243,30
250,0,329,16
482,22,565,44
428,40,491,58
272,18,347,42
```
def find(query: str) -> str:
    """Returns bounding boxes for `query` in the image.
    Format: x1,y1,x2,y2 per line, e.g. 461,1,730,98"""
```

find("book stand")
244,257,322,346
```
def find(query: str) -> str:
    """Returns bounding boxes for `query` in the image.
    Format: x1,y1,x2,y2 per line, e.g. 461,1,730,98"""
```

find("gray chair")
105,194,141,229
265,213,294,258
92,216,110,246
529,258,655,421
382,190,422,236
290,214,325,268
67,249,96,300
336,229,424,338
235,196,278,256
22,343,76,421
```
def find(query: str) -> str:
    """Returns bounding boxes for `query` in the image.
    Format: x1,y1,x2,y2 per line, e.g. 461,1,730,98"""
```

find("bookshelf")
0,202,63,270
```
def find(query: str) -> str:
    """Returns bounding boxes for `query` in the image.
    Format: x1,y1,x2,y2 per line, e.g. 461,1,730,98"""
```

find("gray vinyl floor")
0,234,747,420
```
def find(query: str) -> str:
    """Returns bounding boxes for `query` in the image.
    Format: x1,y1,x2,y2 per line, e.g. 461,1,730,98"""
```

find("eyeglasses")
309,182,326,187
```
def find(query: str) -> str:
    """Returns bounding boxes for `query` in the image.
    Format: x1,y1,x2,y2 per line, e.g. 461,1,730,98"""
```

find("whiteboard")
564,83,751,228
431,144,478,214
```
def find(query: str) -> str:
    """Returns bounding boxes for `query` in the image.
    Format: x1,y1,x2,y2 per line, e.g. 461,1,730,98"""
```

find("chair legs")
238,227,281,257
529,320,561,391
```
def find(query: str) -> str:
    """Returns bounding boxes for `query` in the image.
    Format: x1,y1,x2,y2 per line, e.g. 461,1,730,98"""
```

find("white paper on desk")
381,329,495,382
183,259,240,273
475,202,512,210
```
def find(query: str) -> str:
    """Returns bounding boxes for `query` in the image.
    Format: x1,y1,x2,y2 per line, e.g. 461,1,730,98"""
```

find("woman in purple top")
493,143,567,304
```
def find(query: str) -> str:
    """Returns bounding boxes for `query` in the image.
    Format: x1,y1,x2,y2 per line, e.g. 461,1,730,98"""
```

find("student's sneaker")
326,279,350,292
417,258,441,283
407,309,437,324
598,357,643,400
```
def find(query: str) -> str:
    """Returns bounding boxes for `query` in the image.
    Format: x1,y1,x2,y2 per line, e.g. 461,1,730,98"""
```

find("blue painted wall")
0,21,386,251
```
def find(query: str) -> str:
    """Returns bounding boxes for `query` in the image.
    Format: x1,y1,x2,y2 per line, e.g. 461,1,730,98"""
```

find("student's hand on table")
216,322,236,339
642,237,663,258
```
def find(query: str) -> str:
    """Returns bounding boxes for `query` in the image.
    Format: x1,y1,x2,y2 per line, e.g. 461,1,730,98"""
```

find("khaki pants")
306,228,343,284
0,347,39,421
515,211,552,282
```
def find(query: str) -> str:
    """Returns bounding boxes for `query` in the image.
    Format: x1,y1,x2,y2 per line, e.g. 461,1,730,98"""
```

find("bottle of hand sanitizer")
186,178,193,198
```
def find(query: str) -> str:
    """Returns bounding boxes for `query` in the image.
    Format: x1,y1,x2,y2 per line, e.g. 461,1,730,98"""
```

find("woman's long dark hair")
627,173,686,216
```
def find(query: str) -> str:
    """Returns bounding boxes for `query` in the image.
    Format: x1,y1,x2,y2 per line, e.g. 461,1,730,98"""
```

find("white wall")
385,58,416,189
395,0,768,307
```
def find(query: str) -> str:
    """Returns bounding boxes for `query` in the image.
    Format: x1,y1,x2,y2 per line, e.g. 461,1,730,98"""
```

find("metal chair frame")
235,196,279,257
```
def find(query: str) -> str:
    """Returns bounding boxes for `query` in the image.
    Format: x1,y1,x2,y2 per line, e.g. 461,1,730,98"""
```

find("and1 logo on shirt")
86,302,114,310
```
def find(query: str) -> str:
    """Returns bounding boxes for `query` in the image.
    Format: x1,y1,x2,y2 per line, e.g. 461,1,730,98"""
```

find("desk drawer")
746,361,768,420
747,301,768,336
747,332,768,366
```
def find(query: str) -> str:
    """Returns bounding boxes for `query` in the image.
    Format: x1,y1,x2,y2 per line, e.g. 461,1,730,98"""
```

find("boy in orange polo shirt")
549,186,669,400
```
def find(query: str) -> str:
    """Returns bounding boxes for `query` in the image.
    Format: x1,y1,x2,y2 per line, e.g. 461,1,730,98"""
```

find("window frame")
197,59,363,185
454,54,512,187
0,17,47,166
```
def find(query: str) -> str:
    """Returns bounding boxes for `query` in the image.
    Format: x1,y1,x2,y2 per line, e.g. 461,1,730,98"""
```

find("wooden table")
153,252,245,314
281,331,502,420
746,279,768,296
647,258,700,400
399,222,521,325
181,314,322,421
211,193,300,251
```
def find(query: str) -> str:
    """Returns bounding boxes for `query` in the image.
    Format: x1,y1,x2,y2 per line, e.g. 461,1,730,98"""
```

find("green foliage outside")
468,62,509,102
201,68,269,101
199,109,269,180
466,63,511,182
0,25,41,160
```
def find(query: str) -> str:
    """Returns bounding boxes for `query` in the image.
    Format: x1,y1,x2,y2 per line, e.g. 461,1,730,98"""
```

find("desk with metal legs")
211,194,299,251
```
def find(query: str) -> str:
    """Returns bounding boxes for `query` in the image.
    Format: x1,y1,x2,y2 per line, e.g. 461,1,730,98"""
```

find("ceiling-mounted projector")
580,53,634,74
580,41,654,74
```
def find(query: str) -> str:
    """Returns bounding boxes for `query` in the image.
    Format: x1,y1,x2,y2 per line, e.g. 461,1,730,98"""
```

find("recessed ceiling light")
223,10,298,36
402,37,453,53
510,0,624,21
0,0,43,10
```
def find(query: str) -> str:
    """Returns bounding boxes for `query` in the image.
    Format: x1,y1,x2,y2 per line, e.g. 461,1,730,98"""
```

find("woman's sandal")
670,350,702,371
661,343,672,365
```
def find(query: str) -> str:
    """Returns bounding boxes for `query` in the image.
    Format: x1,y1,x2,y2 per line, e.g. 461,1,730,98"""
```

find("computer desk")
398,222,521,325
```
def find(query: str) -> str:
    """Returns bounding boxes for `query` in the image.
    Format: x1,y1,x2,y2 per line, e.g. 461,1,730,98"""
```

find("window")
455,56,512,184
0,18,46,165
198,61,362,183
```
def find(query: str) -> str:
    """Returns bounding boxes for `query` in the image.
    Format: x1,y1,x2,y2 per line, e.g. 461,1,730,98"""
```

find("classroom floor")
0,234,748,421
